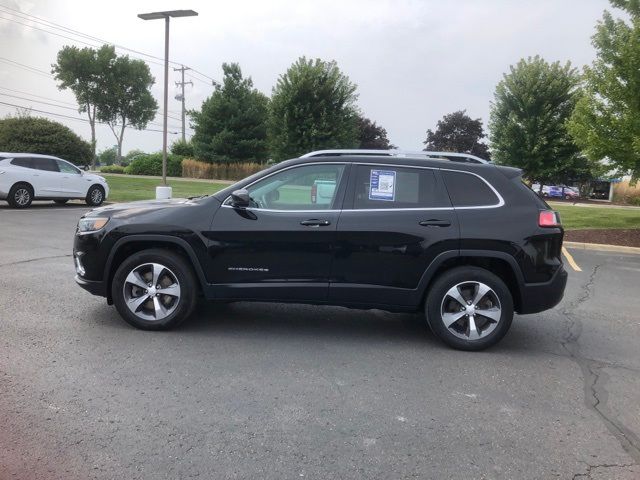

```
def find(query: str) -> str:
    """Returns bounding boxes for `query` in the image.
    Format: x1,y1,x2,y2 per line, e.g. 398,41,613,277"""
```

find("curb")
564,241,640,255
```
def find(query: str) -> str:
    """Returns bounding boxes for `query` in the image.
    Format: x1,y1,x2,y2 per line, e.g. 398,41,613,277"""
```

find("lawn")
103,174,229,202
554,204,640,230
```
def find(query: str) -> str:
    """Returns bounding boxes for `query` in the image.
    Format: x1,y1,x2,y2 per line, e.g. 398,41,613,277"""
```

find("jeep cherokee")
73,151,567,350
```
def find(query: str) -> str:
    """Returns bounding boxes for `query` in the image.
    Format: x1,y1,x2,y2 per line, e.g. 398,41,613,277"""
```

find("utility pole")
174,65,192,142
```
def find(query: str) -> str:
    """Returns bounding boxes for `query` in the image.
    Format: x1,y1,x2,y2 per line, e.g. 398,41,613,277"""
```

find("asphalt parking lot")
1,204,639,480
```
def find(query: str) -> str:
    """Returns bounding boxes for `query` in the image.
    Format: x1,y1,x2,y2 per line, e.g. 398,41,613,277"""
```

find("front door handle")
419,219,451,227
300,219,331,227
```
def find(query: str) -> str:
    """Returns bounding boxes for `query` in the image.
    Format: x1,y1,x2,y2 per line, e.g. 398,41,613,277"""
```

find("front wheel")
86,185,105,206
8,183,33,208
425,267,514,351
112,249,197,330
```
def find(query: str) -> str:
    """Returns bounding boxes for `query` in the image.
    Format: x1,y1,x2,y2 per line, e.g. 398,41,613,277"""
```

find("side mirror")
230,189,250,208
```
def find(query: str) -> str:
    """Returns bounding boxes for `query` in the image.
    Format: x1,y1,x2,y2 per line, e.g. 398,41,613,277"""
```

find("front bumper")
75,274,106,297
518,266,568,314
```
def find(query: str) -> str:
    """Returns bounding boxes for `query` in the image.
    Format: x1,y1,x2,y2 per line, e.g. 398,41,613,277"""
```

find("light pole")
138,9,197,199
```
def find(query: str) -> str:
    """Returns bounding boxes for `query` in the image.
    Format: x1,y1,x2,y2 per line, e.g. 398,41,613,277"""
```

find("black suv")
73,152,567,350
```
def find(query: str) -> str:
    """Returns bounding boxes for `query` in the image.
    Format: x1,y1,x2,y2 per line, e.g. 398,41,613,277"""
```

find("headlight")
77,217,109,233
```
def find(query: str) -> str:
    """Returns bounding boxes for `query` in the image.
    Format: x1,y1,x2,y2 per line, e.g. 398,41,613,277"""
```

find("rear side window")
442,170,500,207
352,165,448,209
11,158,34,168
31,157,59,172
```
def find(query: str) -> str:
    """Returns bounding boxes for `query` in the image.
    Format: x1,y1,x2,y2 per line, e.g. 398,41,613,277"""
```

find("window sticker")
369,169,396,201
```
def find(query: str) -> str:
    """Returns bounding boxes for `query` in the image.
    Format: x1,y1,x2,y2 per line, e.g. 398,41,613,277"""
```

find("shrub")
613,180,640,205
100,165,126,174
0,116,92,165
97,147,118,166
125,153,183,177
170,139,194,157
182,158,265,181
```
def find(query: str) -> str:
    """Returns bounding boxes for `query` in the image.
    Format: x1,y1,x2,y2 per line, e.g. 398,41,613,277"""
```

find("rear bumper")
518,266,568,314
75,275,106,297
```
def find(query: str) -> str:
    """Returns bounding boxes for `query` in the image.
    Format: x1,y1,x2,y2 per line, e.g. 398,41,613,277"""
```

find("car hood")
85,197,215,220
83,173,106,183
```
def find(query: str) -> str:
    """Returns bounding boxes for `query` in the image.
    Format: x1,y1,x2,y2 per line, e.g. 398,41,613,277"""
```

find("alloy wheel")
123,263,181,321
15,188,30,206
440,281,502,341
91,188,103,204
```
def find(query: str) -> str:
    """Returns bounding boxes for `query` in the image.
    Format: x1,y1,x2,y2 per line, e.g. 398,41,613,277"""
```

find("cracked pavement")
1,205,639,479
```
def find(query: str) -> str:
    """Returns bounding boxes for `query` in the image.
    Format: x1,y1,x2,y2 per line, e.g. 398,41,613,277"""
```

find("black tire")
425,266,514,351
112,249,198,331
54,199,69,204
8,183,33,208
86,185,105,206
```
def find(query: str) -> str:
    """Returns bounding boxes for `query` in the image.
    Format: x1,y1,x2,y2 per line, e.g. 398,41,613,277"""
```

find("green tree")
0,116,92,165
357,115,395,149
191,63,268,163
97,55,157,161
424,110,490,159
568,0,640,181
52,45,116,168
97,146,118,166
170,139,194,157
268,57,359,161
123,148,145,166
489,56,580,186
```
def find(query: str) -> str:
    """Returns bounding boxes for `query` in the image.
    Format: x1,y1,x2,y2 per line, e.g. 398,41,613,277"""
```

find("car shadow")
92,299,567,357
0,201,91,210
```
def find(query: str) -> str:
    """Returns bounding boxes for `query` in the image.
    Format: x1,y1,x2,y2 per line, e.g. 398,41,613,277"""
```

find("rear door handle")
419,219,451,227
300,219,331,227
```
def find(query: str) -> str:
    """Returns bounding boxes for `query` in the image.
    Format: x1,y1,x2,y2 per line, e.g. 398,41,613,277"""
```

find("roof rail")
300,149,490,164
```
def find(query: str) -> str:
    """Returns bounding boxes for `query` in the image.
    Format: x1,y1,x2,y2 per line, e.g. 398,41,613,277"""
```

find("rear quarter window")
442,170,500,207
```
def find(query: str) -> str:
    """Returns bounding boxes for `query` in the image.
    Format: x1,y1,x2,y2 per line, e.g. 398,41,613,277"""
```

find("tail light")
539,210,561,227
311,184,317,204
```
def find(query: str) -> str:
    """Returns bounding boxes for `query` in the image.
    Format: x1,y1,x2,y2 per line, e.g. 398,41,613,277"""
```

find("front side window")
242,164,346,210
31,157,59,172
56,159,81,174
352,165,446,209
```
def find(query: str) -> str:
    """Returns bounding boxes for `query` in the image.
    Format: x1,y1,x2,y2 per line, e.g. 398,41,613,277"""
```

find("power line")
0,3,219,83
0,100,179,134
0,57,53,77
0,86,77,106
0,92,79,110
0,92,182,130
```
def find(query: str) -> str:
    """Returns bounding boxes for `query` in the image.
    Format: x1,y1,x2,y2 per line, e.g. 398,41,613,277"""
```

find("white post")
157,15,172,200
608,181,614,202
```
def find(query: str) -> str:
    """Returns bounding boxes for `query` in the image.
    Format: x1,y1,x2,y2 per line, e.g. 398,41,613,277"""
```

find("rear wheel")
8,183,33,208
86,185,105,206
425,266,513,351
112,249,197,330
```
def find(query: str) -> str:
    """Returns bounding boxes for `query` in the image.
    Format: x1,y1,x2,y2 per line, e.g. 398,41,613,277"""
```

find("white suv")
0,153,109,208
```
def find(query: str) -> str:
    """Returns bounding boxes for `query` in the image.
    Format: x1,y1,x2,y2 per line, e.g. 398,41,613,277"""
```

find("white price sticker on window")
369,169,396,201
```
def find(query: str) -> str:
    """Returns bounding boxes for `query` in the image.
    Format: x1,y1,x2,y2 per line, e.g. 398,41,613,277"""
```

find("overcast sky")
0,0,613,156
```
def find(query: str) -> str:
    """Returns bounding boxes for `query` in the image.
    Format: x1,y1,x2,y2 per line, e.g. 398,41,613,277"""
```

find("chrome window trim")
222,161,505,212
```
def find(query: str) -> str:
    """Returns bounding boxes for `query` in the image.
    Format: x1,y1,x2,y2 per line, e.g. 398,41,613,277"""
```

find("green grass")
554,204,640,230
102,174,229,202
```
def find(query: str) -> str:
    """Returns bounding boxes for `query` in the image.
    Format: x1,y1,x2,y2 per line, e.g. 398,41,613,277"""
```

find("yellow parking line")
562,246,582,272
